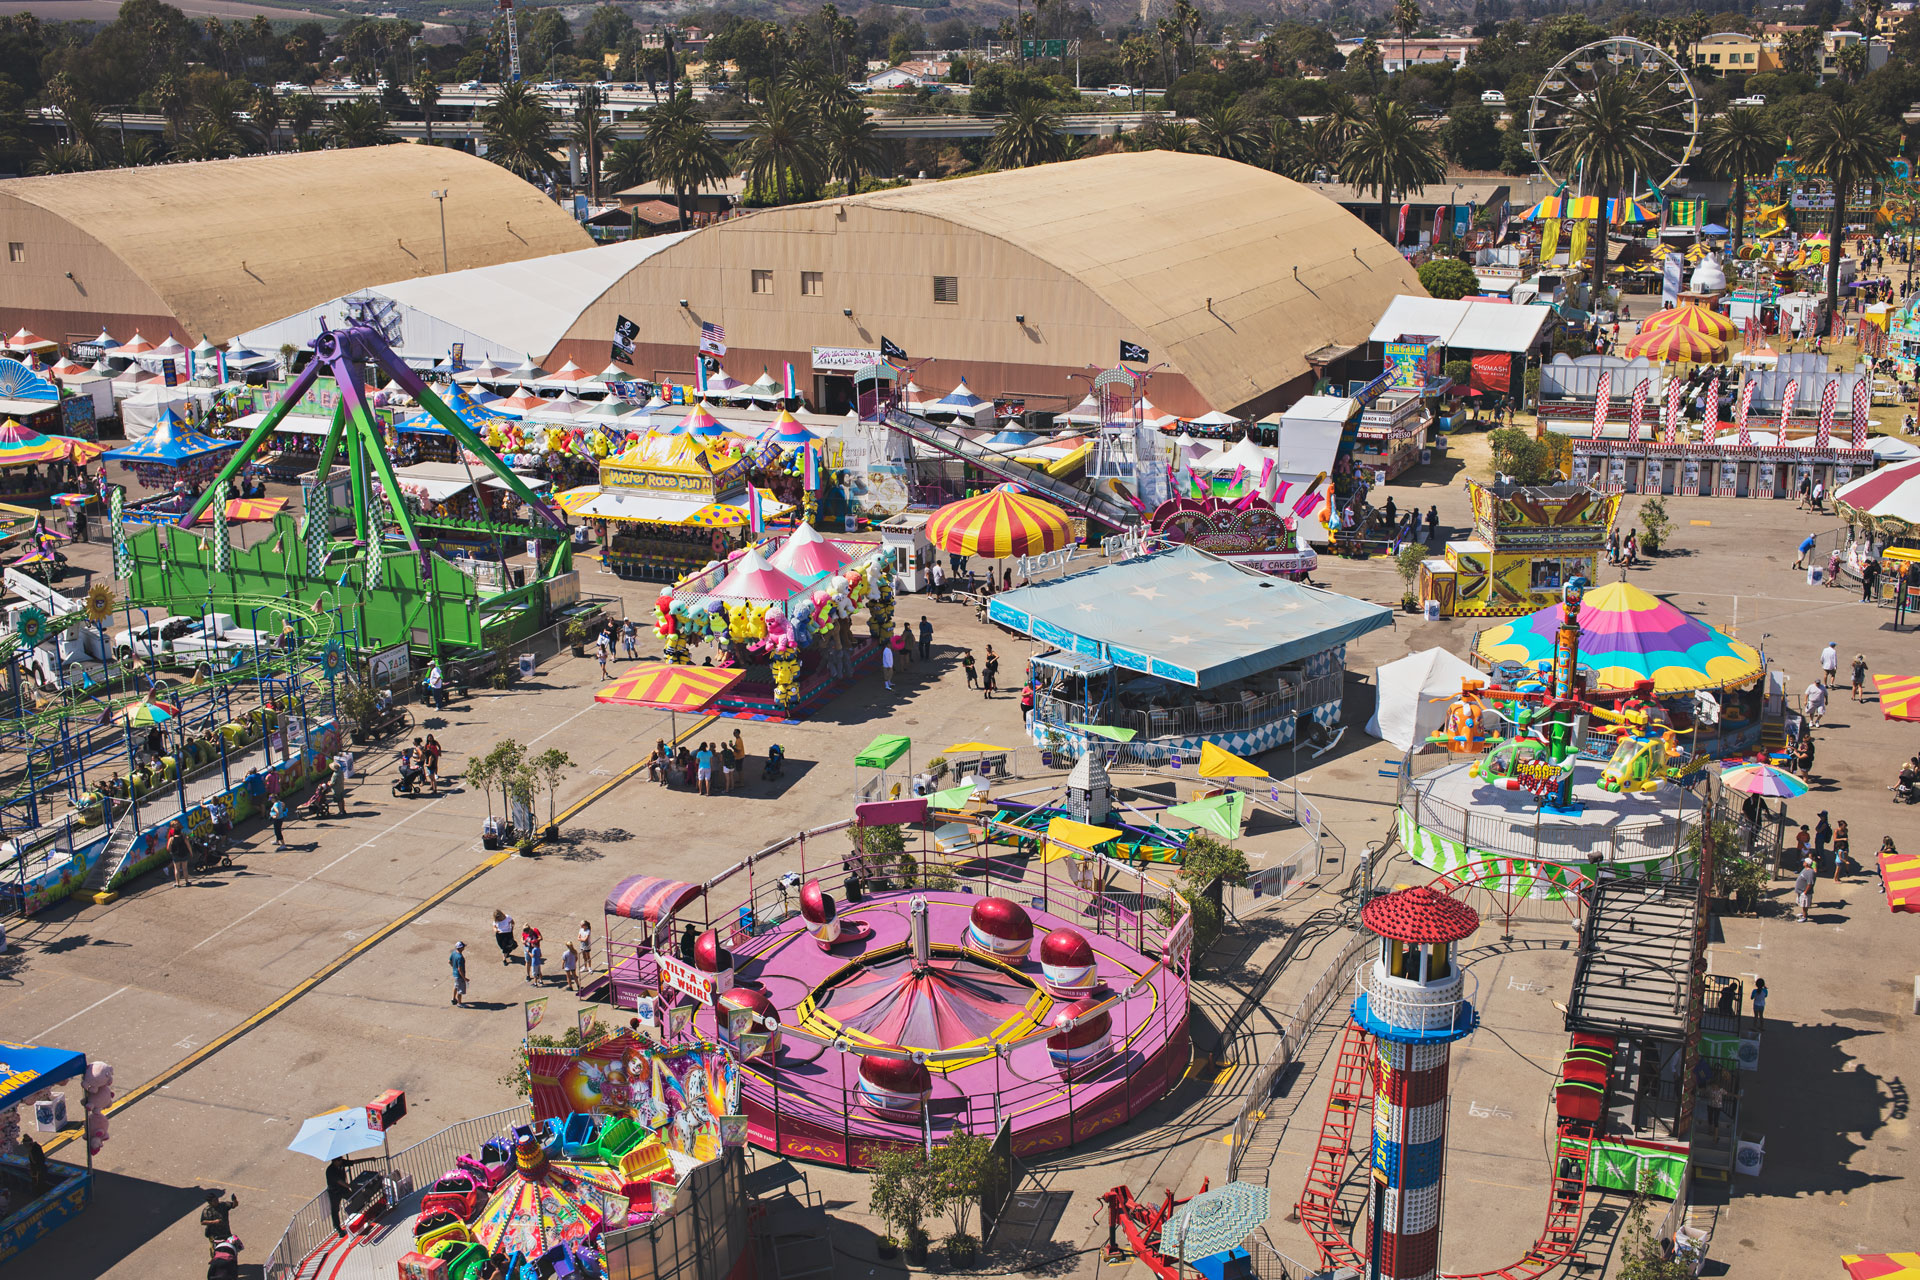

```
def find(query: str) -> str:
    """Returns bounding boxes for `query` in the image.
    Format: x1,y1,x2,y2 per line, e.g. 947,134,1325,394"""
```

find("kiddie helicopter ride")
1396,580,1710,897
594,798,1194,1169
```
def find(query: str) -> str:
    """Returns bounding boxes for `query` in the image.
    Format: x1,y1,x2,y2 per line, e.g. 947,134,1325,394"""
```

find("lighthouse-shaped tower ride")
1350,887,1482,1280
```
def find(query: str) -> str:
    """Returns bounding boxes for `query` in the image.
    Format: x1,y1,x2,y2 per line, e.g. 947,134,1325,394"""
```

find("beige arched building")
549,151,1425,419
0,145,590,348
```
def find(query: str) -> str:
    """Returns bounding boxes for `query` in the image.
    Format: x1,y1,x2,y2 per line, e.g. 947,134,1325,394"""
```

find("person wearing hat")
449,940,468,1006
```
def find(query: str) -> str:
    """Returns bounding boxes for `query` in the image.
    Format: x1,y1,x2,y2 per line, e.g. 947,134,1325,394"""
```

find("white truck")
113,613,270,663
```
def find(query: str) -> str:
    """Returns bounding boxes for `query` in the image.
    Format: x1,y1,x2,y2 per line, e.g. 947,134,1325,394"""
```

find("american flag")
1853,375,1870,449
1627,379,1649,444
1703,374,1721,443
1664,376,1684,444
1779,378,1799,436
699,320,726,356
1735,379,1756,445
1592,371,1612,440
1816,379,1838,449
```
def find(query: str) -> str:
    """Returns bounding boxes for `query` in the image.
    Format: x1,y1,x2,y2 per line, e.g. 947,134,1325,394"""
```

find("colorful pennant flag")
1627,379,1649,444
1591,371,1612,440
746,485,764,536
1664,376,1684,444
1816,379,1837,450
1735,379,1756,445
1780,378,1799,435
1853,375,1870,449
1703,374,1721,443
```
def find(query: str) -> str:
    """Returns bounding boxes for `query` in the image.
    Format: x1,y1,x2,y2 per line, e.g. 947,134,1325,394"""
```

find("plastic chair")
591,1116,643,1163
561,1111,602,1159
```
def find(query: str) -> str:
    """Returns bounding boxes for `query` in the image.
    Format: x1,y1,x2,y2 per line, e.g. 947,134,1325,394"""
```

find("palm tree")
1257,118,1316,180
170,119,238,161
1147,119,1198,153
572,84,610,204
739,84,823,206
412,72,440,145
250,85,283,151
645,89,730,231
481,81,556,180
32,142,95,174
603,138,650,194
1699,108,1784,259
1194,102,1259,162
1543,75,1663,290
1155,17,1179,83
987,99,1065,169
1798,101,1898,325
326,99,395,149
116,135,161,168
819,101,882,195
1393,0,1421,75
286,94,320,143
1119,36,1155,105
1338,98,1444,245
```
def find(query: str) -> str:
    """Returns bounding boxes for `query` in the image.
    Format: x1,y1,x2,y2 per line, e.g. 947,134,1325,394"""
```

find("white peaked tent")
1366,648,1487,752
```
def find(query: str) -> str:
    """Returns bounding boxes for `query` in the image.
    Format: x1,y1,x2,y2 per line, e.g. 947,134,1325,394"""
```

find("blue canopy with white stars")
986,544,1391,687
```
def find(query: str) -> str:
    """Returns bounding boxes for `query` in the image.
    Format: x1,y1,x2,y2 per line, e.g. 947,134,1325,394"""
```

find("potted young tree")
868,1147,931,1265
533,747,574,841
1393,543,1429,614
468,755,500,846
930,1132,993,1269
507,763,539,854
339,682,380,743
564,615,598,658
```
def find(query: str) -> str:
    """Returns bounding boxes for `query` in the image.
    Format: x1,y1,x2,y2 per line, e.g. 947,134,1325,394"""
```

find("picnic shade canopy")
286,1107,386,1161
593,663,746,713
926,484,1075,559
1835,458,1920,532
120,698,180,727
1623,324,1727,364
606,874,705,922
855,733,912,770
1474,581,1761,696
100,410,239,466
1872,674,1920,721
0,1040,85,1110
1160,1181,1271,1262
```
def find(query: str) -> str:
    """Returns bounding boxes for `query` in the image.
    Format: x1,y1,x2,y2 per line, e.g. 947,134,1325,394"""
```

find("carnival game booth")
99,409,239,496
651,524,891,717
596,801,1194,1168
989,545,1392,762
1423,483,1619,618
0,1041,107,1267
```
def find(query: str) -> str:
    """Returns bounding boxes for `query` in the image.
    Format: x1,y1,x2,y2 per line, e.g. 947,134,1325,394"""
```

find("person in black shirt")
324,1155,369,1235
200,1188,239,1253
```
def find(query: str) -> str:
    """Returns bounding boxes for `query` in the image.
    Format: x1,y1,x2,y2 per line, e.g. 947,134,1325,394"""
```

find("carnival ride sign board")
1384,338,1440,391
658,951,732,1002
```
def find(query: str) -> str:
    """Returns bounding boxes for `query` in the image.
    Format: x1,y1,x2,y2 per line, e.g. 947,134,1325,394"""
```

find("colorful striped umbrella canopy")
50,493,94,507
193,496,288,525
1475,581,1761,695
64,439,108,464
605,874,703,922
1522,195,1604,220
469,1143,626,1257
1835,458,1920,529
593,663,747,712
9,547,62,567
1623,324,1727,364
1642,304,1740,341
120,699,180,727
1872,674,1920,721
1720,763,1809,798
1845,1255,1920,1280
0,419,76,467
1874,848,1920,913
1607,197,1659,225
926,484,1075,559
1161,1182,1271,1262
811,947,1044,1050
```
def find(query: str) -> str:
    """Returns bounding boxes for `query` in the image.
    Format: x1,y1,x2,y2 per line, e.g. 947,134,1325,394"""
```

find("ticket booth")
1643,458,1665,495
1680,458,1702,496
1755,461,1778,498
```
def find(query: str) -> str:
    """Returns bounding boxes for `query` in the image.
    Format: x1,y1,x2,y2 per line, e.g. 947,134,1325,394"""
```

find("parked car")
1481,89,1506,105
1733,94,1766,107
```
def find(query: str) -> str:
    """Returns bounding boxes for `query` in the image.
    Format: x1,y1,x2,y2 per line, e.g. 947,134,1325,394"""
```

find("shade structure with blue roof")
393,381,507,435
931,377,987,415
0,1039,86,1109
989,544,1391,688
100,409,238,466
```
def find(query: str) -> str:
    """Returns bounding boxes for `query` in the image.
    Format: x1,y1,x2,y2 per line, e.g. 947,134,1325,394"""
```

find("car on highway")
1107,83,1132,97
1732,94,1766,107
621,83,642,91
462,80,485,90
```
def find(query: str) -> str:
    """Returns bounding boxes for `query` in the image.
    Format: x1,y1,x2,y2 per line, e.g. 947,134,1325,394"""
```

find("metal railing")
1226,927,1373,1180
604,1147,747,1280
265,1104,530,1280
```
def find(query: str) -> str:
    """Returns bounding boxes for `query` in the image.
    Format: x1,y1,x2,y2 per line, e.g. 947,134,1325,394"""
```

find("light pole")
430,189,449,273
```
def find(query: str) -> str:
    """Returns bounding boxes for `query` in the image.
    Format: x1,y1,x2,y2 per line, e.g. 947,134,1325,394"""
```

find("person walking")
961,650,977,688
1425,505,1440,547
730,728,748,786
493,909,517,965
1804,679,1828,729
595,628,612,679
1624,529,1638,566
1702,1078,1727,1136
427,662,445,711
269,797,289,849
1863,556,1882,602
917,615,933,662
522,923,543,983
577,919,594,972
1749,978,1767,1032
449,940,468,1006
421,734,442,794
1821,641,1839,687
930,558,946,598
621,617,639,660
880,641,895,691
1794,533,1816,570
1833,819,1851,880
1794,855,1817,922
562,942,579,991
1852,652,1869,701
168,822,191,887
331,757,349,812
982,646,999,699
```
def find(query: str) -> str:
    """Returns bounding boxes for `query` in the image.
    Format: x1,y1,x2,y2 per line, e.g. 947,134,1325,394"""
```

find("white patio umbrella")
286,1107,386,1162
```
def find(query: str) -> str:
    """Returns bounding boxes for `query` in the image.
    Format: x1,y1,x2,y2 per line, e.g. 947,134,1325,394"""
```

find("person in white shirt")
1820,642,1839,687
1804,680,1828,729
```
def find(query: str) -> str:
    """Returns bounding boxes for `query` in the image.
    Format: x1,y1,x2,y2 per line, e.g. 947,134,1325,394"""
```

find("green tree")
170,118,237,160
1393,0,1422,74
532,747,573,829
1418,256,1479,299
1193,101,1259,162
986,98,1065,169
325,98,393,148
1256,117,1316,180
412,71,439,145
572,84,610,204
819,100,882,194
739,84,822,206
481,80,556,179
1797,101,1897,324
1699,108,1784,259
1439,101,1502,169
1488,425,1554,483
602,137,649,194
286,93,320,142
645,89,730,231
31,141,95,174
1338,99,1444,246
1544,75,1665,288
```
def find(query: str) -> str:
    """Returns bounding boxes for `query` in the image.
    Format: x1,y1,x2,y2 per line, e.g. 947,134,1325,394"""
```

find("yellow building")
1692,32,1778,73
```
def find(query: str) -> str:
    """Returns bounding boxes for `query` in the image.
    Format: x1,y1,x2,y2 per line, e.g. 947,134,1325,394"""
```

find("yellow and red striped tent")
193,497,288,525
1878,848,1920,913
1871,673,1920,722
1624,324,1727,364
1846,1256,1920,1280
1642,303,1740,342
593,663,745,713
926,483,1075,559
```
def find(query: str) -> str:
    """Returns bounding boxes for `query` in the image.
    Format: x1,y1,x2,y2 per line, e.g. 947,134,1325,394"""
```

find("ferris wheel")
1526,37,1700,195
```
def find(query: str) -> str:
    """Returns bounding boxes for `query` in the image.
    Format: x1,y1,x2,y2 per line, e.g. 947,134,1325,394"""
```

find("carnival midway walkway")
10,443,1919,1280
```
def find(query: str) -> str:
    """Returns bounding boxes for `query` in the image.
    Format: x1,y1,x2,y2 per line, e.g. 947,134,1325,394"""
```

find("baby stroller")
762,744,786,781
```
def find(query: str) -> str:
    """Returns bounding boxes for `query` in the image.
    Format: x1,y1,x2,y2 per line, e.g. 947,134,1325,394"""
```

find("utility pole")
430,190,449,272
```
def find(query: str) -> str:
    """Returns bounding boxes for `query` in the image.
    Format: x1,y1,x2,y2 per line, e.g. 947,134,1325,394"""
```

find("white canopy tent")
1369,295,1554,354
1366,647,1488,752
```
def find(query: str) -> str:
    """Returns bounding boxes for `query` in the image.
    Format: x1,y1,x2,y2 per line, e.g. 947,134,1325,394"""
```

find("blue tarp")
100,410,237,465
0,1040,85,1110
987,545,1392,688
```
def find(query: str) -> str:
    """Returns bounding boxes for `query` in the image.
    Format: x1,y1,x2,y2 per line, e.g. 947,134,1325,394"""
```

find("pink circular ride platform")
694,889,1190,1168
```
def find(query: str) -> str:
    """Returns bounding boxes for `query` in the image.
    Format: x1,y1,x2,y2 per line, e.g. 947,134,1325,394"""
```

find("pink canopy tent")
768,522,855,579
710,547,805,601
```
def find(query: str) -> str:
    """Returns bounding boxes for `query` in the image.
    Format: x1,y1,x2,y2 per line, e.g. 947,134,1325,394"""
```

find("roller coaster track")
1295,1020,1594,1280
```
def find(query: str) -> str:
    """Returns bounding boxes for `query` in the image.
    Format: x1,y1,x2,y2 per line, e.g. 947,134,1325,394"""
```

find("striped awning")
605,874,704,923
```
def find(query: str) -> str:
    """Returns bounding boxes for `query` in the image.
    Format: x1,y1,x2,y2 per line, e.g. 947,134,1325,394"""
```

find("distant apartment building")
1334,35,1479,72
1691,32,1778,73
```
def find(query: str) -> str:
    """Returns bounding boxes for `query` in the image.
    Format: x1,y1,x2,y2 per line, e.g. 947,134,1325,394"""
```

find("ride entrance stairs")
884,409,1139,530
